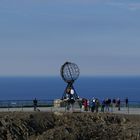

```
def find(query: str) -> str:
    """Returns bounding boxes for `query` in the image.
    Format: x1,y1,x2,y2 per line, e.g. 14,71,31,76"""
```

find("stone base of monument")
53,99,66,107
54,99,61,107
54,99,82,108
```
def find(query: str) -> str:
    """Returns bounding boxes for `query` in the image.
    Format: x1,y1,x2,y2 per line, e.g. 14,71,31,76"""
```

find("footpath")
0,106,140,115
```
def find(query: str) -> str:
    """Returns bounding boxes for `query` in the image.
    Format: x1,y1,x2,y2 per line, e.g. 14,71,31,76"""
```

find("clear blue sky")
0,0,140,76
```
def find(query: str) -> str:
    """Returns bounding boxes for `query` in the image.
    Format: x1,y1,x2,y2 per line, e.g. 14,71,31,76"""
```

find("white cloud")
106,1,140,11
128,3,140,11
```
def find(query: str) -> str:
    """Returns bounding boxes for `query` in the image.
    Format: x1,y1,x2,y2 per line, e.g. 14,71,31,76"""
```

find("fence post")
8,101,10,111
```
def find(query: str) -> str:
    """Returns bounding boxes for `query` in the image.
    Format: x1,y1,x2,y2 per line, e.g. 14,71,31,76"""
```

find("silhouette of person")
117,98,120,111
33,98,38,111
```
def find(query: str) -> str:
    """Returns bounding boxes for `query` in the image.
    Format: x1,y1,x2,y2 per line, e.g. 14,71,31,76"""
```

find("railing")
0,99,54,108
0,99,140,108
0,99,139,114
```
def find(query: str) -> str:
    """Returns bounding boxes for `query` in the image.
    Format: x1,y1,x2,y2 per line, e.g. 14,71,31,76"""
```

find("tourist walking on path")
33,98,38,111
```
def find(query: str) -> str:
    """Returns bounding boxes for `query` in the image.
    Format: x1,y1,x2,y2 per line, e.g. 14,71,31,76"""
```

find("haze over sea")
0,76,140,101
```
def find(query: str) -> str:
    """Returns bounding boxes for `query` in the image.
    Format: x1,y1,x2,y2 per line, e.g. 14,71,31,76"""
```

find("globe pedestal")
60,62,80,106
62,81,78,100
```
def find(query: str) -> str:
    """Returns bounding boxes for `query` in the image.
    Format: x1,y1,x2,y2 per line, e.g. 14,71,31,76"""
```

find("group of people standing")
82,98,100,112
32,96,129,112
81,97,128,113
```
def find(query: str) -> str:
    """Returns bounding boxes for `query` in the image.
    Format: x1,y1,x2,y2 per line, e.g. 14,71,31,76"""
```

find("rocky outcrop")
0,112,140,140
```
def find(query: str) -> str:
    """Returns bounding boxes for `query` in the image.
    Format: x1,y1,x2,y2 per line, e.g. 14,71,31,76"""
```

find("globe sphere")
61,62,80,83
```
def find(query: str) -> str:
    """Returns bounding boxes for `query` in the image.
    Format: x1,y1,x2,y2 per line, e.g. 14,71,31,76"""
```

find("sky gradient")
0,0,140,76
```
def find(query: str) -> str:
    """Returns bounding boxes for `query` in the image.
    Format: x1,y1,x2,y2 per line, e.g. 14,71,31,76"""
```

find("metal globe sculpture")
61,62,80,100
61,62,80,83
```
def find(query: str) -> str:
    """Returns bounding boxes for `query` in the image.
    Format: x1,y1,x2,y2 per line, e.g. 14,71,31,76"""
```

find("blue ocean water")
0,76,140,101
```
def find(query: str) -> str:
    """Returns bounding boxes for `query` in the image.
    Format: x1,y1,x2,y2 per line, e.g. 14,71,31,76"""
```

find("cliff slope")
0,112,140,140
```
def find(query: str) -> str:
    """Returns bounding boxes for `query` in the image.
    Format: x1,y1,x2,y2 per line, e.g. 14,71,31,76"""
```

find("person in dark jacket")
33,98,38,111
